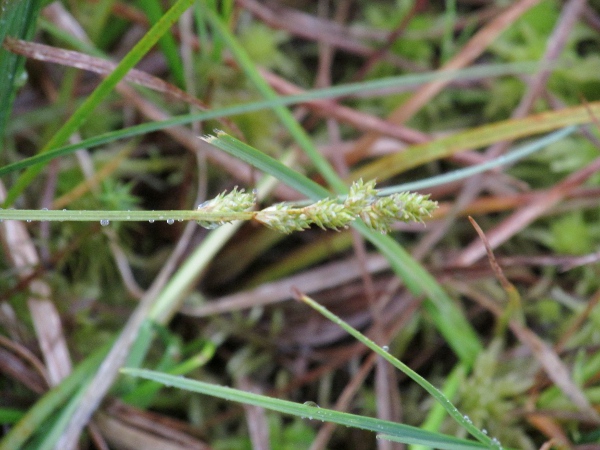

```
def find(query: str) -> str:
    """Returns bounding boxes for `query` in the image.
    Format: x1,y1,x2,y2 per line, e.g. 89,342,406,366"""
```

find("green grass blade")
137,0,185,86
410,364,466,450
355,222,482,362
0,0,43,141
122,342,215,408
2,0,195,207
121,368,489,450
201,5,346,192
378,126,577,194
377,434,486,449
298,293,494,447
352,106,594,183
0,343,110,450
0,408,24,424
204,132,329,197
203,132,482,365
31,384,89,450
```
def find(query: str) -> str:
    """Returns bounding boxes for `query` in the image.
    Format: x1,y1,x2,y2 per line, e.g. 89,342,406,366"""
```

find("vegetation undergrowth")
1,1,600,449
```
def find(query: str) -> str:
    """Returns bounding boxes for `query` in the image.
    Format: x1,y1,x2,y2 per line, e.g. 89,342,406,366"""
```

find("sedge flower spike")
196,187,256,229
250,179,436,234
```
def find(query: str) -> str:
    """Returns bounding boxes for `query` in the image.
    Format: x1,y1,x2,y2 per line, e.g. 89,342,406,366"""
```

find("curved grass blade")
203,132,328,197
0,0,43,140
122,342,215,408
378,126,578,195
201,3,345,192
298,293,496,448
138,0,185,87
121,368,490,450
0,343,110,450
409,364,466,450
352,105,594,183
28,383,89,450
3,0,195,207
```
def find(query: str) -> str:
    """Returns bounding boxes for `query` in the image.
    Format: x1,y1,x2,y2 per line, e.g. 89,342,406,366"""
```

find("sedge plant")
0,176,437,232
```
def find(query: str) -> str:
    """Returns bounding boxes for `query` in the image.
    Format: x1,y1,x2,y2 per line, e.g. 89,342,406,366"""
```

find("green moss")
452,339,535,449
550,211,592,255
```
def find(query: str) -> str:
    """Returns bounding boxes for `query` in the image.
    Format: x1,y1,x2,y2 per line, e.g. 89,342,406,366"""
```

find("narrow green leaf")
3,0,195,207
410,365,466,450
0,408,25,424
122,342,215,408
299,293,494,447
378,126,577,194
0,343,110,450
0,0,43,141
31,384,89,450
122,368,489,450
137,0,185,86
204,132,329,197
201,5,346,193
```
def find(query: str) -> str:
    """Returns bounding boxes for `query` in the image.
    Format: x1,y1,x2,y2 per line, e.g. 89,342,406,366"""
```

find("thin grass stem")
297,292,502,449
0,209,255,223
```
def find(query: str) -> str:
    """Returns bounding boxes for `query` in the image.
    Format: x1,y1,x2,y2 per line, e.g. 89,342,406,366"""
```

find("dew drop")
382,345,389,352
197,221,220,229
100,219,110,226
303,401,319,408
166,218,174,225
149,219,155,223
26,219,31,223
482,429,487,435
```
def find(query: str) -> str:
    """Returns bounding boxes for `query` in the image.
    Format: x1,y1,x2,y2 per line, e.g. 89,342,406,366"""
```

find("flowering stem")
0,209,255,223
0,180,437,232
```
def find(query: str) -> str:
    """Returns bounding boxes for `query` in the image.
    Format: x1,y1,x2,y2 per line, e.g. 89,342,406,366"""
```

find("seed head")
254,179,437,234
196,187,255,228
